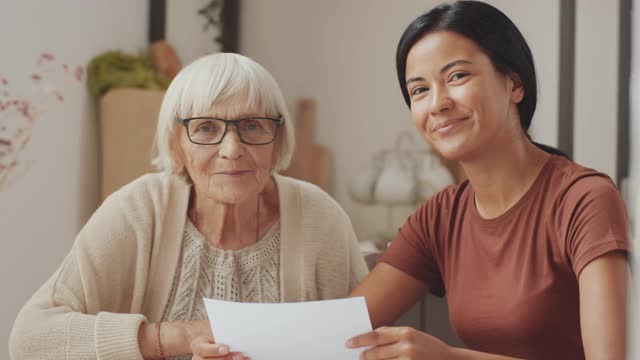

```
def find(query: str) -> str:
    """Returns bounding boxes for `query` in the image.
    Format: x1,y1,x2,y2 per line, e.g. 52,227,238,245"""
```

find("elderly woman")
9,53,368,360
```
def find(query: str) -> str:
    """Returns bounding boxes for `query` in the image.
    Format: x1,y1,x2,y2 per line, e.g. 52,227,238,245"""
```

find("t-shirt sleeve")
560,175,631,277
379,195,446,297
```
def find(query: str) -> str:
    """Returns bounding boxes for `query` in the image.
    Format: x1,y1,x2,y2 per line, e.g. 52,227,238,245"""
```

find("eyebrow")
406,59,473,85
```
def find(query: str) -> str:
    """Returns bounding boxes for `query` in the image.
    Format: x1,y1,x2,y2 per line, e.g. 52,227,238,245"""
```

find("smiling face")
178,94,279,204
405,31,524,162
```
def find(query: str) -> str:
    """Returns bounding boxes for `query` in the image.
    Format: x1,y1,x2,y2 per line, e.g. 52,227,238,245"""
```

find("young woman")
190,2,630,359
345,1,630,359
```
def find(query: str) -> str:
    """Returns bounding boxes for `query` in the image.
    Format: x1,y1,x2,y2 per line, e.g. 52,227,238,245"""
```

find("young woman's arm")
350,262,427,328
347,263,524,359
578,251,629,360
347,252,630,360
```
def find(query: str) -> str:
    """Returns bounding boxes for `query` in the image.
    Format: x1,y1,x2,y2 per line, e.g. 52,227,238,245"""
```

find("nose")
428,86,453,115
218,127,243,160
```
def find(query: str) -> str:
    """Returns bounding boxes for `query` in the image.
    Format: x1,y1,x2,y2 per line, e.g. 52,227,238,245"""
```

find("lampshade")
348,132,454,206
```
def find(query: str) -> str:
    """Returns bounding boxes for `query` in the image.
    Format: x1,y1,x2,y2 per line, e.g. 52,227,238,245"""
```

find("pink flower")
53,92,64,103
16,100,32,118
1,78,7,86
37,52,55,65
74,65,84,82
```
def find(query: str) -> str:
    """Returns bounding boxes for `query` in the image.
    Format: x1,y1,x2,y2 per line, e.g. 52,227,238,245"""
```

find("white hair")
152,53,295,175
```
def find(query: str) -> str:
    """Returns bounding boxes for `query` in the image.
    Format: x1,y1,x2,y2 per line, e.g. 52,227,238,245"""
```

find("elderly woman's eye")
244,120,265,131
195,121,219,133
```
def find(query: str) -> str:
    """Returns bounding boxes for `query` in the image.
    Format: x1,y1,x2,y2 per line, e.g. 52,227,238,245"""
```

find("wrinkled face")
178,95,279,204
405,31,524,161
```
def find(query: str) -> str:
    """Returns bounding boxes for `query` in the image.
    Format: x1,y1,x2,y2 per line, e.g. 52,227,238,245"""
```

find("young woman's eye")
449,72,468,82
410,86,429,97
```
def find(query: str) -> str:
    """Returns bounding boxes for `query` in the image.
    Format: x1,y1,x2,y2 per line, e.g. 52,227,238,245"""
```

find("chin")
429,137,469,162
437,148,468,162
201,181,255,204
210,188,254,204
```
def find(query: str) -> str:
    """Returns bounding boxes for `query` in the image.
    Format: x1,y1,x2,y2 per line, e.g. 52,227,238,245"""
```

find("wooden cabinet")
281,98,331,192
98,88,164,200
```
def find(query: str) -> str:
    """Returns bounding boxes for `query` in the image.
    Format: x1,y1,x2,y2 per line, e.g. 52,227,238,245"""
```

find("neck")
461,133,550,219
190,177,279,250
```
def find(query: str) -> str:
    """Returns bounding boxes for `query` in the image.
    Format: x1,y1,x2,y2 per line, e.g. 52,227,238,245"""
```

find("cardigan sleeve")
9,187,152,360
307,187,369,299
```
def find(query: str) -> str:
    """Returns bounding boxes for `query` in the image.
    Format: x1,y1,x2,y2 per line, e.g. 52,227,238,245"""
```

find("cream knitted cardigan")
9,173,369,360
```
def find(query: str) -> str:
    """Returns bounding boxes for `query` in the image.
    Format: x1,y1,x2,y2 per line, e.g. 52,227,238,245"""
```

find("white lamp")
349,132,455,248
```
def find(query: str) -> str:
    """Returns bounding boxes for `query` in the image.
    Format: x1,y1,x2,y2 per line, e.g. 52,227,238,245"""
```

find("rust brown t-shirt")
380,156,630,359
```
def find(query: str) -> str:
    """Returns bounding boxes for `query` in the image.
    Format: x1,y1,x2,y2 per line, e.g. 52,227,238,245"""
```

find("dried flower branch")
0,52,83,191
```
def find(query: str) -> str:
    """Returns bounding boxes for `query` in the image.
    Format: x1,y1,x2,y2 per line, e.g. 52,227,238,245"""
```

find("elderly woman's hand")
190,335,249,360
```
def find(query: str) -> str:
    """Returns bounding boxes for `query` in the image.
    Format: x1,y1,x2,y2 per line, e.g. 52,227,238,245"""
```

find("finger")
360,341,415,360
193,352,248,360
190,336,230,357
193,343,230,357
345,327,404,348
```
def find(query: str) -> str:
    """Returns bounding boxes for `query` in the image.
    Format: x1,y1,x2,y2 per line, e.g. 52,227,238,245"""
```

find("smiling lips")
432,117,469,134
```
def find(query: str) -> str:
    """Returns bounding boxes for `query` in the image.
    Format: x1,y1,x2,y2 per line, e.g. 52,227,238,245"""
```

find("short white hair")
152,53,295,175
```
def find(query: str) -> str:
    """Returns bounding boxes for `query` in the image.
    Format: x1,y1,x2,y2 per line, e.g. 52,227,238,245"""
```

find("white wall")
166,0,222,66
0,1,147,357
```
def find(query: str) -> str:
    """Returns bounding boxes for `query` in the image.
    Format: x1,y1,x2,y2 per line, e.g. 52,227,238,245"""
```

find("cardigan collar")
145,174,306,320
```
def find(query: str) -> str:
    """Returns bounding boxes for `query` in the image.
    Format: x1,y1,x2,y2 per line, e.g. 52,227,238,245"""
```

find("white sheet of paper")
204,296,372,360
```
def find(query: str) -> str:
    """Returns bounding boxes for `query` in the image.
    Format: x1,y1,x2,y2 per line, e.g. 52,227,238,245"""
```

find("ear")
508,72,525,104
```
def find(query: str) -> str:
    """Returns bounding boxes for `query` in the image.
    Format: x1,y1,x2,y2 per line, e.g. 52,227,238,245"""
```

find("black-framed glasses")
176,116,283,145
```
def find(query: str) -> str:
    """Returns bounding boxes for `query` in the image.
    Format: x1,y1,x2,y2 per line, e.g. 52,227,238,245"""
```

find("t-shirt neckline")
468,155,557,227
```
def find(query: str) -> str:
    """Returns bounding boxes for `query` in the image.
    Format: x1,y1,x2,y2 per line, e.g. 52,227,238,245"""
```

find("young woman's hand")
190,335,249,360
346,326,455,359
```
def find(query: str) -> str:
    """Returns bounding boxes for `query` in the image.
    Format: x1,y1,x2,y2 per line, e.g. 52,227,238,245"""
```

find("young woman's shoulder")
420,180,473,217
546,156,619,200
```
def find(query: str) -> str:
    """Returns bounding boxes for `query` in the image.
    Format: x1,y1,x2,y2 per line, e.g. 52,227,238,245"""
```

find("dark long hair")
396,1,568,158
